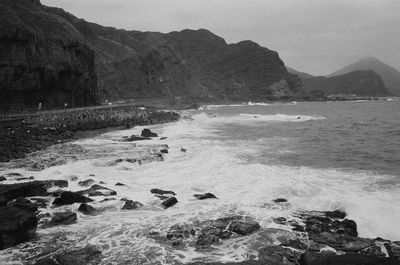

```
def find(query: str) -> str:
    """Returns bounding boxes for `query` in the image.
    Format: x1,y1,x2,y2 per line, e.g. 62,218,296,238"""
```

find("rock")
155,195,170,200
138,154,164,165
196,233,220,246
309,232,374,252
384,241,400,259
193,193,218,200
141,129,158,137
281,239,309,250
325,210,346,219
78,184,117,197
181,148,187,152
125,135,150,141
8,197,38,213
0,181,55,202
16,176,35,181
273,217,287,225
35,245,102,265
167,224,196,240
273,198,288,203
160,149,169,154
122,200,143,210
0,202,38,250
53,191,93,206
151,188,176,196
162,197,178,208
299,251,399,265
78,203,97,215
258,245,299,264
305,215,358,237
78,179,95,187
115,182,126,186
45,211,77,226
0,176,7,181
160,137,168,140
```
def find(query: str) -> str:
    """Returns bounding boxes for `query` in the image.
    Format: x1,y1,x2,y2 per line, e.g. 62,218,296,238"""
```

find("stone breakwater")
0,104,180,162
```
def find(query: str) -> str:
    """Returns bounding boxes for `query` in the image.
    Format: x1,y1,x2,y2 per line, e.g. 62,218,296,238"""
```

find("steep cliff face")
0,0,98,112
303,70,391,96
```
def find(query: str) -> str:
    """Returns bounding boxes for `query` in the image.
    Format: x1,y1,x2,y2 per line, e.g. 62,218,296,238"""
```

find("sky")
41,0,400,75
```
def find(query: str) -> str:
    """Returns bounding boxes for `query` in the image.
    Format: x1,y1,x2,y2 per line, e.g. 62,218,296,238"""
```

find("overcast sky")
42,0,400,75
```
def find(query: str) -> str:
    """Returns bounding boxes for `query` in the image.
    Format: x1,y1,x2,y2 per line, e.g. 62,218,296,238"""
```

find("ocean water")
1,99,400,264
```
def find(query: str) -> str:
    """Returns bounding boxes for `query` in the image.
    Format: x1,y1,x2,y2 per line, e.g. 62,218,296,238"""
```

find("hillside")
286,67,314,79
303,70,391,96
328,57,400,95
0,0,98,113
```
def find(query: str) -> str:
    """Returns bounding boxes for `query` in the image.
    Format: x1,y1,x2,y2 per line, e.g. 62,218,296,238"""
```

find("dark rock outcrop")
0,201,38,250
151,188,176,196
193,193,218,200
299,251,399,265
53,191,93,206
141,129,158,137
34,245,102,265
77,184,116,197
78,179,95,187
0,0,98,113
122,200,143,210
44,211,77,226
162,197,178,209
78,203,96,215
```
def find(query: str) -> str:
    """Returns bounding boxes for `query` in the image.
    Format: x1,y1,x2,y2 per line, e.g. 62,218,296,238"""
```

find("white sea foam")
1,106,399,264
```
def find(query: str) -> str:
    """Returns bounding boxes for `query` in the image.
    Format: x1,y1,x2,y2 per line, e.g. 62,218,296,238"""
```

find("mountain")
303,70,391,96
0,0,98,113
328,57,400,95
286,67,314,79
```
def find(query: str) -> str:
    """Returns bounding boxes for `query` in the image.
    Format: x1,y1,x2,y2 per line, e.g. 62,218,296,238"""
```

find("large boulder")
0,202,38,249
122,200,143,210
78,203,97,215
141,129,158,137
77,184,116,197
162,197,178,209
44,211,77,226
34,245,102,265
53,191,93,206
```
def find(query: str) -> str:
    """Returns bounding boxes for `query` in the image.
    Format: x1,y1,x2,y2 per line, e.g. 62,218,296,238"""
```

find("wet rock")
162,197,178,208
78,184,117,197
193,193,218,200
78,179,95,187
155,195,169,200
360,245,387,257
160,137,168,140
125,135,150,141
53,191,93,206
258,245,300,264
151,188,176,196
309,232,374,252
141,128,158,137
281,239,309,250
325,209,346,219
196,233,220,246
273,198,288,203
160,149,169,154
273,217,287,225
78,203,97,215
115,182,126,186
0,176,6,181
299,251,399,265
305,215,358,237
45,211,77,226
138,154,164,165
122,200,143,210
167,224,196,240
35,245,102,265
0,180,66,202
16,176,35,181
0,202,38,249
385,241,400,259
181,148,187,152
8,198,38,213
100,198,116,203
30,198,50,208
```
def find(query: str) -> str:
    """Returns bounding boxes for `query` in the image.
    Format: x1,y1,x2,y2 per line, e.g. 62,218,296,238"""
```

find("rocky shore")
1,128,399,265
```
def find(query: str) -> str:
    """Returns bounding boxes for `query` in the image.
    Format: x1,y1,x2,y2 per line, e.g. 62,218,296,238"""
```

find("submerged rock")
273,198,288,203
141,128,158,137
122,200,143,210
0,201,38,250
45,211,77,226
0,176,6,181
151,188,176,196
35,245,102,265
125,135,150,141
53,191,93,206
167,224,196,240
193,193,218,200
162,197,178,209
78,203,97,215
78,184,117,197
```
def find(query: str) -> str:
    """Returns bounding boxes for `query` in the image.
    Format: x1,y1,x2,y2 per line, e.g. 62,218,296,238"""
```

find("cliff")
303,70,391,96
0,0,98,113
44,8,304,101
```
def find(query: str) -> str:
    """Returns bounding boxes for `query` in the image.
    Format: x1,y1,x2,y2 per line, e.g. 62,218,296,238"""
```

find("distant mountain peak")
328,57,400,95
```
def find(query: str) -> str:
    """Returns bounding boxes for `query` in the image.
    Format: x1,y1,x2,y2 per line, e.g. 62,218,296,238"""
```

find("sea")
1,99,400,264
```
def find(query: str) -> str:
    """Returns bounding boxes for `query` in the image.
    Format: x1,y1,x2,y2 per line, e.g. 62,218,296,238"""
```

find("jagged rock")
115,182,126,186
35,245,102,265
305,215,358,237
0,180,68,203
162,197,178,208
141,129,158,137
258,245,299,265
384,241,400,259
299,251,399,265
167,224,196,240
53,191,93,206
78,203,97,215
122,200,143,210
160,149,169,154
273,217,287,225
77,184,117,197
125,135,150,141
78,179,95,187
309,232,374,252
8,198,38,213
0,202,38,249
45,211,77,226
193,193,218,200
273,198,288,203
325,210,346,219
151,188,176,196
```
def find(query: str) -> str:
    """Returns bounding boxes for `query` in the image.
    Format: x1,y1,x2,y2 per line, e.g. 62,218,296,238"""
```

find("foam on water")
1,106,399,264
